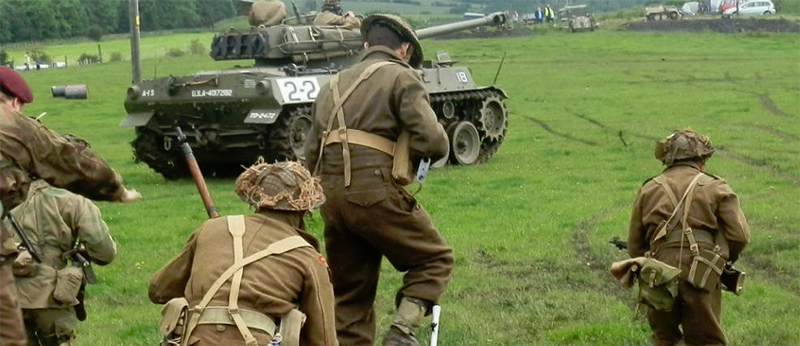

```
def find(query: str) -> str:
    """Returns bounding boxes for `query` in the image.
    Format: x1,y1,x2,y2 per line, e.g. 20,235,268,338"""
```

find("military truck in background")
557,4,598,33
122,9,512,179
645,5,682,21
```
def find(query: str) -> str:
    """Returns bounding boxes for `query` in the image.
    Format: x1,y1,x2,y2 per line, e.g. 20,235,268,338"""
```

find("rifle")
175,126,219,219
7,214,42,263
609,236,628,251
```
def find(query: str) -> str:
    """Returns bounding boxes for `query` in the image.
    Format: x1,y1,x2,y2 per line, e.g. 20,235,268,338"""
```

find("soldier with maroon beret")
1,66,141,346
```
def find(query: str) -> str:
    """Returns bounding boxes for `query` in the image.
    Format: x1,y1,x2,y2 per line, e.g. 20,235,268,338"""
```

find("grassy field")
12,21,800,346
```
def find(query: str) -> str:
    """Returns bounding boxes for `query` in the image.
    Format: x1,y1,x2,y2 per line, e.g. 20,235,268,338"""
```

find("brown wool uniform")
248,0,287,27
305,46,454,345
628,163,750,346
12,180,116,345
148,213,337,346
313,11,361,30
1,109,125,346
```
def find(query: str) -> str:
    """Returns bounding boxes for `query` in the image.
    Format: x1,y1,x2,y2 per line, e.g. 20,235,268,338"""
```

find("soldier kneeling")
149,161,337,346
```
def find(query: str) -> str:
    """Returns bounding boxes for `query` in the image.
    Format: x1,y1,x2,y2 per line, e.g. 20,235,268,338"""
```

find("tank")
122,11,511,179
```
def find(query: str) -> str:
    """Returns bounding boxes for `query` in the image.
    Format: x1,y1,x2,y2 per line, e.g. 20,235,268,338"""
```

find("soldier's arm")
627,189,649,258
298,255,338,346
148,233,198,304
394,69,447,161
0,113,127,202
715,181,750,262
64,193,116,265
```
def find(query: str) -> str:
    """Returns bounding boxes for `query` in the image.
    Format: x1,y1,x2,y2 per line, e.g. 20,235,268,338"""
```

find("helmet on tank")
654,129,715,166
321,0,343,15
234,160,325,211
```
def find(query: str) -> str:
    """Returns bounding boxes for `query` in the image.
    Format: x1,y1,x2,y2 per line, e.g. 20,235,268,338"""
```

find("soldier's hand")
120,188,142,202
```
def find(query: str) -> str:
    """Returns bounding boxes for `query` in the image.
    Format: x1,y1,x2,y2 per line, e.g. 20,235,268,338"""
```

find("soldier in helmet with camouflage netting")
627,129,750,346
149,161,337,346
313,0,360,30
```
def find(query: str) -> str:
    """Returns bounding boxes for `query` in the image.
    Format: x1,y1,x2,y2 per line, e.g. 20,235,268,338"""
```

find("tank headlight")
128,85,141,100
256,81,271,95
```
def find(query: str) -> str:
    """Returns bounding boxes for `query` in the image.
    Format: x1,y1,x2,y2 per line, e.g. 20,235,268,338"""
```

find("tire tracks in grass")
521,115,599,146
565,112,800,187
757,93,793,118
570,206,639,309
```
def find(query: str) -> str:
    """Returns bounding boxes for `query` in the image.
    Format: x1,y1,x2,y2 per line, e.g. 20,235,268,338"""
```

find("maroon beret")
0,67,34,104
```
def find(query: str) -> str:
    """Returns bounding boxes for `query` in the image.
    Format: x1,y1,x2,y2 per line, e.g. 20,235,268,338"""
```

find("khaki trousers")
320,167,454,346
1,263,27,346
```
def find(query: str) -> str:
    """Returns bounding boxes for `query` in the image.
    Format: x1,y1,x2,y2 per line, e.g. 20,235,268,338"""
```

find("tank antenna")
291,1,302,22
492,51,506,85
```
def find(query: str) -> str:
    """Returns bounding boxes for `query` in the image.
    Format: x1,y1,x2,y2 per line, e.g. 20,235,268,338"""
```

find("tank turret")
123,12,511,179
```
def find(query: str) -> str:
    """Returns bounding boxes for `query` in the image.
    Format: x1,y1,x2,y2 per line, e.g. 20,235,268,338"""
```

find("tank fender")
120,112,154,129
478,86,509,99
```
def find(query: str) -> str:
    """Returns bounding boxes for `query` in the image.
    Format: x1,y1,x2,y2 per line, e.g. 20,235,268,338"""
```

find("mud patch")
625,18,800,33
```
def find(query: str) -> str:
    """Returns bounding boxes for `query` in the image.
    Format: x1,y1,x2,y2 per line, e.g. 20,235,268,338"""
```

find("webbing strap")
324,129,396,156
313,61,396,186
226,216,256,346
652,175,678,208
651,173,704,244
182,220,312,346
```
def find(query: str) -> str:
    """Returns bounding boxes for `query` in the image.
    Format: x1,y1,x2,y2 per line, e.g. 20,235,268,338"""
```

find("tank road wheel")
477,94,508,142
449,121,481,165
288,107,313,161
131,127,188,180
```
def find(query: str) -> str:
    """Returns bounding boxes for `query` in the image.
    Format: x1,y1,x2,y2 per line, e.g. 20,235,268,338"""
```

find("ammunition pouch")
391,132,414,186
686,248,724,292
52,267,83,305
636,259,681,311
278,309,307,346
159,297,189,346
721,266,745,295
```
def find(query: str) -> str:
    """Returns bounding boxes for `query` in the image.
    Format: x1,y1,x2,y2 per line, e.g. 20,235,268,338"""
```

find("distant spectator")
544,5,554,23
534,7,544,24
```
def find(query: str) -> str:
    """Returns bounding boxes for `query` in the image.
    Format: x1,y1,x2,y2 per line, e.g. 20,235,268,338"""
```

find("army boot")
382,297,427,346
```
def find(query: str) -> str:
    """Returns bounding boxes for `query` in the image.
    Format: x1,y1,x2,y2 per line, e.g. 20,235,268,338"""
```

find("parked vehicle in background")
557,4,597,33
722,0,776,17
645,4,682,21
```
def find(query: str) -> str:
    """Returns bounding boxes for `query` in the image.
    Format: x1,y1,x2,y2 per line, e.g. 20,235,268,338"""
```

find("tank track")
431,89,508,165
266,104,313,163
131,127,188,180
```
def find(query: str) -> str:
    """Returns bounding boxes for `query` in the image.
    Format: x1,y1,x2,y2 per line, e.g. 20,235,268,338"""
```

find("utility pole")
129,0,142,84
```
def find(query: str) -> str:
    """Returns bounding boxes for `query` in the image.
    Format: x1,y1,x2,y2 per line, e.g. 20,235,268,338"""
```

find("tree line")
0,0,238,44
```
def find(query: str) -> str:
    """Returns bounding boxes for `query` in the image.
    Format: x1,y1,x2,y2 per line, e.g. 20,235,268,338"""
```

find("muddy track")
521,115,599,146
625,18,800,33
570,206,642,309
751,124,800,142
757,93,793,117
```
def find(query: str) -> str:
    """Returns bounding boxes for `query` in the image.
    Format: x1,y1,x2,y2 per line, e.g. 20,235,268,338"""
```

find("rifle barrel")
176,127,219,219
7,215,42,263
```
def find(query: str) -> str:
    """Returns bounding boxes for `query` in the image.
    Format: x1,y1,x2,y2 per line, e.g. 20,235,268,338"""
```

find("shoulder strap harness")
313,61,399,186
649,173,704,268
182,215,312,346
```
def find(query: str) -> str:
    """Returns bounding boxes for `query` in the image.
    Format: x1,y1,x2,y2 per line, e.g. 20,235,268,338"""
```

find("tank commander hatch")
314,0,360,30
247,0,287,27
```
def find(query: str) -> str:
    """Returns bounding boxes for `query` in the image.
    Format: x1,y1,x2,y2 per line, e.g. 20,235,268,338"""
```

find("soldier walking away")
1,67,141,346
149,161,337,346
304,14,454,346
11,179,117,346
627,129,750,346
314,0,361,30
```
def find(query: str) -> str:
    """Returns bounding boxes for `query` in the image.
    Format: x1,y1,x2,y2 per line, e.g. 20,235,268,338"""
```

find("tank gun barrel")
416,12,510,40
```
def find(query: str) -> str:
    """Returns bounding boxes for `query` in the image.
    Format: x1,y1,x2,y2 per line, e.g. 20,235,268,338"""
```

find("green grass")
14,25,800,346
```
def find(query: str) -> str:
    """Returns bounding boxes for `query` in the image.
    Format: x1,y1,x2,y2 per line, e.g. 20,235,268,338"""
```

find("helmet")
0,67,33,104
654,129,715,166
361,14,423,68
322,0,343,15
234,160,325,211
